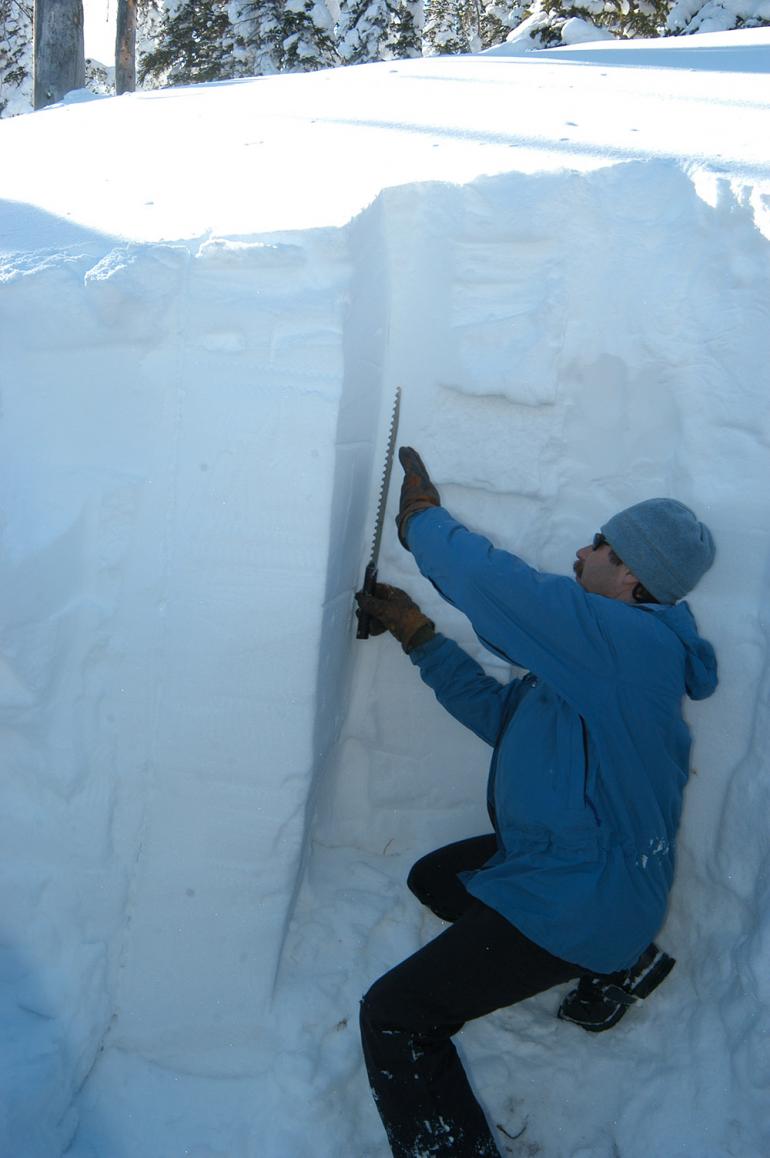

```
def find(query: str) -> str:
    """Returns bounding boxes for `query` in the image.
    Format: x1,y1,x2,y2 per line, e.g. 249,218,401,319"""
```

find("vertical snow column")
105,231,354,1067
0,221,357,1150
0,237,187,1156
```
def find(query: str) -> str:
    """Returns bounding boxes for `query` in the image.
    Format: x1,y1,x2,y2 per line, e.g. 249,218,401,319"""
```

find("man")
356,447,717,1158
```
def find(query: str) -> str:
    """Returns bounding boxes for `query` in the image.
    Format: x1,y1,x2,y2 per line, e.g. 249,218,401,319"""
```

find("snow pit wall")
0,222,382,1149
1,160,769,1155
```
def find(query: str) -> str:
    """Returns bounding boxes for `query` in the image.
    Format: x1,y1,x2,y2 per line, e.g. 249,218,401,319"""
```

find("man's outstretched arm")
395,448,614,708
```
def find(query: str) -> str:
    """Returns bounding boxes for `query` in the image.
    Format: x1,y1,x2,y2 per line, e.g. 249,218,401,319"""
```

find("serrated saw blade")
356,386,401,640
368,386,401,568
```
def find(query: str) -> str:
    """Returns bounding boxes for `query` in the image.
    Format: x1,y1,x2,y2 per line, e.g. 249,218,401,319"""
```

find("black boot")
557,943,675,1032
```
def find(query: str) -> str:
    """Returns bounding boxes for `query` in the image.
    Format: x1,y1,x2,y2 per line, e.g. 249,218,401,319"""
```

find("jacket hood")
641,601,718,701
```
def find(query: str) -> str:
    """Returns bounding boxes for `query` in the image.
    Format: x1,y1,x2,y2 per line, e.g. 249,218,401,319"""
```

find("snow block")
0,217,384,1145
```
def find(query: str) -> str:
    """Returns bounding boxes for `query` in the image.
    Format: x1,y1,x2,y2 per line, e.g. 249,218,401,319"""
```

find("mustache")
573,560,583,578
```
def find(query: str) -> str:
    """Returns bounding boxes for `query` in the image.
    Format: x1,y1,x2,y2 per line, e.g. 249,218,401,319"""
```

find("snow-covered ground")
1,29,770,1158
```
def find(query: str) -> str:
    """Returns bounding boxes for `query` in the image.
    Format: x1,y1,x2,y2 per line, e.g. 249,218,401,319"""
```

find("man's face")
574,533,635,601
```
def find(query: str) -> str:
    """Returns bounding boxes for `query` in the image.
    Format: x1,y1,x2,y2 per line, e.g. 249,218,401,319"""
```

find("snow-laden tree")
135,1,168,75
477,0,525,45
336,0,423,63
393,0,425,54
423,0,479,53
232,0,338,74
667,0,770,33
537,0,668,39
493,0,767,50
498,0,668,48
0,0,33,116
280,0,338,71
139,0,237,86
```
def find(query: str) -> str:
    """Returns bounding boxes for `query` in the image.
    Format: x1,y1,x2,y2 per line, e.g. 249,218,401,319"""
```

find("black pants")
360,835,587,1157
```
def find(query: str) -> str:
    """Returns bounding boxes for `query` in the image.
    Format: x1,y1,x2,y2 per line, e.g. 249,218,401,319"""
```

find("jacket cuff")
398,501,439,549
406,627,444,660
403,620,436,655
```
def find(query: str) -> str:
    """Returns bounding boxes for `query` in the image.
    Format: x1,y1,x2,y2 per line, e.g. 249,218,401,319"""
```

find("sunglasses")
592,533,609,550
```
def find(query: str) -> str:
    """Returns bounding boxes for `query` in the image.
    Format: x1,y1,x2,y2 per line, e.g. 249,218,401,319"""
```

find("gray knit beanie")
600,498,715,604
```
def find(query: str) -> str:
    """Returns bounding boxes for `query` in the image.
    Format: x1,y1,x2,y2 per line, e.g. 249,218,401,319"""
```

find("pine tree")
667,0,770,34
423,0,479,54
540,0,668,39
136,1,167,81
139,0,237,86
231,0,289,74
274,0,338,71
478,0,528,47
116,0,138,93
337,0,423,63
389,0,423,57
233,0,338,75
0,0,33,117
495,0,672,48
33,0,85,109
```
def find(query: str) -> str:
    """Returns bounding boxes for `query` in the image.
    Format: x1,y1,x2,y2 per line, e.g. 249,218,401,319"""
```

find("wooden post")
116,0,137,95
33,0,85,110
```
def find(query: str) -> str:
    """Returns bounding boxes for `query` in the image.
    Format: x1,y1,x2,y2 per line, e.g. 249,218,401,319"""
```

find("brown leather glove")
396,447,441,548
355,583,435,653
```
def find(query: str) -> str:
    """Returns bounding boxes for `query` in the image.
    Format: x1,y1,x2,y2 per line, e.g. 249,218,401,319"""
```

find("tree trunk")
115,0,137,95
33,0,85,110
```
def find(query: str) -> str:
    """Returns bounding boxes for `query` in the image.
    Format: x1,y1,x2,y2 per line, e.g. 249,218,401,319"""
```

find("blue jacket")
407,507,718,972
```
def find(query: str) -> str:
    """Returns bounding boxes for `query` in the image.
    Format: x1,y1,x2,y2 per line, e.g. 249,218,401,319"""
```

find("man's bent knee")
361,964,435,1043
406,854,431,905
360,972,403,1034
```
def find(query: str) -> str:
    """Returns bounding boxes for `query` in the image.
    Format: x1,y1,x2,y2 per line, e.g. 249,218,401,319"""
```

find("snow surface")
1,30,770,1158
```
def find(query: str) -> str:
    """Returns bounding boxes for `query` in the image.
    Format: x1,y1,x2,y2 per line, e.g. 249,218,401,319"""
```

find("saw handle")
356,561,378,640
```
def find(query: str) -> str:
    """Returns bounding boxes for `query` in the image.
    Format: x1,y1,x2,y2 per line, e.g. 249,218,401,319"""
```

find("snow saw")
356,386,402,640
